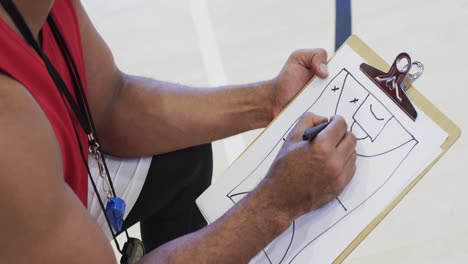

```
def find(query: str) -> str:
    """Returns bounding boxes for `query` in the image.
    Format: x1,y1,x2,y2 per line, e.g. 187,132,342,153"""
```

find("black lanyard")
0,1,147,260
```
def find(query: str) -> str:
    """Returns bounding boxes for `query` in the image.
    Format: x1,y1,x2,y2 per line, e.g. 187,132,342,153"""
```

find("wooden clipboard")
330,35,461,263
198,35,460,263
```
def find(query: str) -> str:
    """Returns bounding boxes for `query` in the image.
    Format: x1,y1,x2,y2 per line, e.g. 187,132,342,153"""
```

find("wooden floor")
82,0,468,263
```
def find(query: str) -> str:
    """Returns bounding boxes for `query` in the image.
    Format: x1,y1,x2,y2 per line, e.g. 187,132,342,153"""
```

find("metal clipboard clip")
360,53,424,121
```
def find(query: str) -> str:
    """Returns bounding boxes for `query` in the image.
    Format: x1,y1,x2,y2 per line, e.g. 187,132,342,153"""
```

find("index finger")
315,115,348,146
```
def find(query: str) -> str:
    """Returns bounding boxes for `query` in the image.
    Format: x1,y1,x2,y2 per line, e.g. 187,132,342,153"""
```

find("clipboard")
196,34,460,264
331,35,461,263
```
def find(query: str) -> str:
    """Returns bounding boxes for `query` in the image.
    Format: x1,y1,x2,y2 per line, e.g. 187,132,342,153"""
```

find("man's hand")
142,114,355,263
259,113,357,220
270,49,329,118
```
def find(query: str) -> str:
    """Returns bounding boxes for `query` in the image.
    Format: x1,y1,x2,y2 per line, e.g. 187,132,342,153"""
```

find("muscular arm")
0,75,115,263
100,76,272,156
0,74,354,263
74,1,272,157
0,75,289,264
140,184,290,263
0,74,291,264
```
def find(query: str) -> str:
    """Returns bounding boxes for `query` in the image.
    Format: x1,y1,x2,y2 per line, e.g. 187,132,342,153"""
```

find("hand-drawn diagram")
226,69,418,264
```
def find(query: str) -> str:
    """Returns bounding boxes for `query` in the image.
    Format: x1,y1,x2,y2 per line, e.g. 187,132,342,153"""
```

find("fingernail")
320,64,329,75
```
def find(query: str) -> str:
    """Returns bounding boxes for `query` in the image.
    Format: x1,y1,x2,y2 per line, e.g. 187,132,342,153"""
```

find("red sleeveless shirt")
0,0,89,206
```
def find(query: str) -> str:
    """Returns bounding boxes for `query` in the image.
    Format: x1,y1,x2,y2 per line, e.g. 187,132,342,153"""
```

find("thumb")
310,49,329,78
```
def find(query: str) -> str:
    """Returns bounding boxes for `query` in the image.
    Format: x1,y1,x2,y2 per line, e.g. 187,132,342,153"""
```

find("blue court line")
335,0,352,51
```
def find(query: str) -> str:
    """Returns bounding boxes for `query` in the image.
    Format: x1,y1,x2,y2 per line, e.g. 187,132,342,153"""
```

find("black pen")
302,121,329,141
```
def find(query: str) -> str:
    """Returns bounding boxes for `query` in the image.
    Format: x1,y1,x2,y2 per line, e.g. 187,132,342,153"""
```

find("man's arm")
73,1,328,157
0,80,275,262
0,75,115,263
140,114,357,263
0,72,356,263
98,75,273,157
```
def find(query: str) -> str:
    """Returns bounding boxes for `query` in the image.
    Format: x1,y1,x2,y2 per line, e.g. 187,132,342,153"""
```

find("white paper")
197,45,448,264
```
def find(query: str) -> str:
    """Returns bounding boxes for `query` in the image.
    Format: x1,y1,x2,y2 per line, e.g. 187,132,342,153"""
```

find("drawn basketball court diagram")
226,69,418,264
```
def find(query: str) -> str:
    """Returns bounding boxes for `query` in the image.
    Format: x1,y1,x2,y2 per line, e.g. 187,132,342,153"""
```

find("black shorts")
121,143,213,251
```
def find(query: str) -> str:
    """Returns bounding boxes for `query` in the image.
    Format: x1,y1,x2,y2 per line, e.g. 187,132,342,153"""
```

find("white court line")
190,0,246,164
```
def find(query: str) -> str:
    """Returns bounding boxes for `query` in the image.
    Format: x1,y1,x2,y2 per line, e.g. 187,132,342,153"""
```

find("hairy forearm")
100,73,273,157
139,184,291,263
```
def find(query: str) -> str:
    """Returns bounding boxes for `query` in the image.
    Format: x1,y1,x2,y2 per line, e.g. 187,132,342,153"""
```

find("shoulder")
0,72,64,222
0,73,62,170
0,73,51,123
0,73,42,120
0,73,115,263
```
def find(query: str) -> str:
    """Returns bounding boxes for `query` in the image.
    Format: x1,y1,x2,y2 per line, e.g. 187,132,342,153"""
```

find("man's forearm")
139,182,291,263
100,73,274,157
